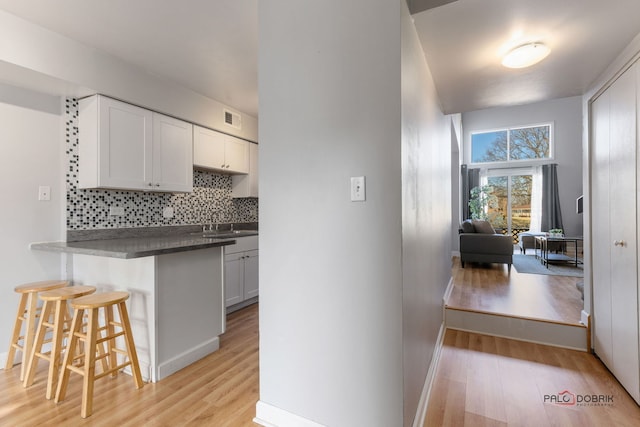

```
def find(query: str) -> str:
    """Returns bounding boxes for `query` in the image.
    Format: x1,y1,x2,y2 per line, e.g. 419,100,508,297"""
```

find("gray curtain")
541,163,563,231
461,165,480,221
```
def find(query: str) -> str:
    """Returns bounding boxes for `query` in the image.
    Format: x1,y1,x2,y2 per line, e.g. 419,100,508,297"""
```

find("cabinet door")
98,96,153,190
224,253,244,307
243,250,259,299
193,125,226,171
153,113,193,192
232,142,259,198
224,135,249,174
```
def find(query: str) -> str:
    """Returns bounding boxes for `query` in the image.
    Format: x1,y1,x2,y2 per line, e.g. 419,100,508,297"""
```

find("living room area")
448,94,586,349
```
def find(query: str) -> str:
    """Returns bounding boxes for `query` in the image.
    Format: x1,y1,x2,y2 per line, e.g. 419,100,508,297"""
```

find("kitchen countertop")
30,234,249,259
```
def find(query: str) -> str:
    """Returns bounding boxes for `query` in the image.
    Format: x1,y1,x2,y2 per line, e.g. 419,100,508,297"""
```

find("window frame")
469,122,554,167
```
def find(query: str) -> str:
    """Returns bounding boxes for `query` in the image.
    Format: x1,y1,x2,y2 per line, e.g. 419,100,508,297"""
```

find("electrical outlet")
109,206,125,216
163,207,174,218
350,176,366,202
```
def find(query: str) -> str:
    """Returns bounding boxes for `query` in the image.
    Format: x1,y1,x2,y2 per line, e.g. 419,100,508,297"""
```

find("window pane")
471,131,507,163
511,175,532,232
509,126,550,160
487,176,507,229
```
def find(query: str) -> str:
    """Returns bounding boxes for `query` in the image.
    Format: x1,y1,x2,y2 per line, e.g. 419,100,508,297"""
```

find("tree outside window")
471,125,551,164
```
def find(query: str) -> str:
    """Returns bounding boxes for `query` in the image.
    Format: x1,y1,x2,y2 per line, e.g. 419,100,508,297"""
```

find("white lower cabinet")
224,236,259,310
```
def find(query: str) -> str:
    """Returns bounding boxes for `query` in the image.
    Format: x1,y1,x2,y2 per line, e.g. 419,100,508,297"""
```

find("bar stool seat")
6,280,68,381
23,285,97,399
55,291,144,418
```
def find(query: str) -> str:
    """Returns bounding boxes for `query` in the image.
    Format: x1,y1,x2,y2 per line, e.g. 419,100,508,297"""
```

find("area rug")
512,254,584,277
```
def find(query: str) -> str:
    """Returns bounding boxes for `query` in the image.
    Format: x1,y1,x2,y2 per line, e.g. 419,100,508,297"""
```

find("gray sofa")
459,219,513,273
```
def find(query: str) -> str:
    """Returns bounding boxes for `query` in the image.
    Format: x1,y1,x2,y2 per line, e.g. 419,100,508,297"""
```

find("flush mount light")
502,42,550,69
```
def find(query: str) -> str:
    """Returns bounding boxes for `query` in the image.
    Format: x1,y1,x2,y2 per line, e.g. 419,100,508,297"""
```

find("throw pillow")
461,219,475,233
472,220,495,234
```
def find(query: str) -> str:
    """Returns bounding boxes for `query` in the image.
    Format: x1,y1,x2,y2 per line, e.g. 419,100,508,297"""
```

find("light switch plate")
350,176,366,202
38,186,51,201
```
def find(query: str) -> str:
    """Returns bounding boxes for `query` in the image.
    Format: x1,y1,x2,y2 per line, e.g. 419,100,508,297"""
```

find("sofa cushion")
461,219,475,233
472,220,495,234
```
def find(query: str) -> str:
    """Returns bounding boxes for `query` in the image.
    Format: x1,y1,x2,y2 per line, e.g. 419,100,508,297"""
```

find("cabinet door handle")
614,240,626,247
155,183,160,187
148,182,153,187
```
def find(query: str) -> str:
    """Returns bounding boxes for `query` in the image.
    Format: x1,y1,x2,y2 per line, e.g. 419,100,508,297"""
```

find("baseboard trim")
412,321,446,427
443,277,454,305
254,401,325,427
156,336,220,381
0,351,13,369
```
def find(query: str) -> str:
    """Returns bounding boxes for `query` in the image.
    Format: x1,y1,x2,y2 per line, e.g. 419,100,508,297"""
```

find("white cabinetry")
224,236,259,311
232,142,259,198
78,95,193,192
591,61,640,404
193,125,249,174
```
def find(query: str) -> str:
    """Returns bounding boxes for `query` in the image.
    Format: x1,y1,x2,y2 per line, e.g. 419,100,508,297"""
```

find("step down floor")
445,305,589,351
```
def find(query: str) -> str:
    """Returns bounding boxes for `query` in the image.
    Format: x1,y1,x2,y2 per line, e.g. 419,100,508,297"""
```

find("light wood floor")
425,329,640,426
447,256,584,325
3,263,638,427
0,304,259,427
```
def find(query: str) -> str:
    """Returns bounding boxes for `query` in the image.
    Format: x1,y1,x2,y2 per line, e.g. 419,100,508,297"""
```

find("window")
471,124,551,164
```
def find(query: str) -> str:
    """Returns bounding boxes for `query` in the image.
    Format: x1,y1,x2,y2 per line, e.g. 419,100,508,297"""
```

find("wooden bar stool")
55,291,144,418
23,285,97,399
6,280,68,381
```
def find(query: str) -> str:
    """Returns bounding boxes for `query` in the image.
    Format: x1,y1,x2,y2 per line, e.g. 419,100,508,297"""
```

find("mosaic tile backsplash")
65,98,258,230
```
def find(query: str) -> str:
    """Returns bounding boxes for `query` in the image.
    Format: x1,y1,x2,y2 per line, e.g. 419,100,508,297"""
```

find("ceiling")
413,0,640,113
0,0,639,116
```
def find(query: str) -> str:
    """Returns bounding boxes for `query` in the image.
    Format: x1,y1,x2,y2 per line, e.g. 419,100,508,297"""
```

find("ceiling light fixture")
502,42,550,69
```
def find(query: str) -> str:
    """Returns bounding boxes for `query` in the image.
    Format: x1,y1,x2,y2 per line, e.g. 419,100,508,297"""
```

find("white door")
152,113,193,192
592,87,613,368
592,63,640,403
224,253,244,307
243,250,259,299
608,65,639,402
98,97,153,190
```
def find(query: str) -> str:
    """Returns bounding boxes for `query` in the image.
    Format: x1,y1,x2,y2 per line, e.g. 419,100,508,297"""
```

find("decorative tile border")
65,98,258,230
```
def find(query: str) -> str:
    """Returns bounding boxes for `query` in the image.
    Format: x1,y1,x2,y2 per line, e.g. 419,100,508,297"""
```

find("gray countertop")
30,234,247,259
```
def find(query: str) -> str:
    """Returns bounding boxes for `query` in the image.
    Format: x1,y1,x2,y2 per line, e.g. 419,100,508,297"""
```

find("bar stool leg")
20,292,39,381
105,304,117,378
118,301,143,388
55,307,83,405
5,293,28,371
23,300,54,388
47,300,67,399
81,307,99,419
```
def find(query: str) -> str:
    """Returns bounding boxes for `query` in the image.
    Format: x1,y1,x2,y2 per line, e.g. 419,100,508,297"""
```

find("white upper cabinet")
152,113,193,192
232,142,258,198
78,95,193,192
193,125,249,174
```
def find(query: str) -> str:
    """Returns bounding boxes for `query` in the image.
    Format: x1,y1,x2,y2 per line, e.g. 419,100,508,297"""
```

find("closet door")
592,88,612,368
592,63,640,403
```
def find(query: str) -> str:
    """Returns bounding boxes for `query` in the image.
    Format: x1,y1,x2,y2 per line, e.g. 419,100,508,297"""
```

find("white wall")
0,10,258,142
257,0,404,426
0,84,65,365
461,96,583,237
257,1,450,426
400,3,452,424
